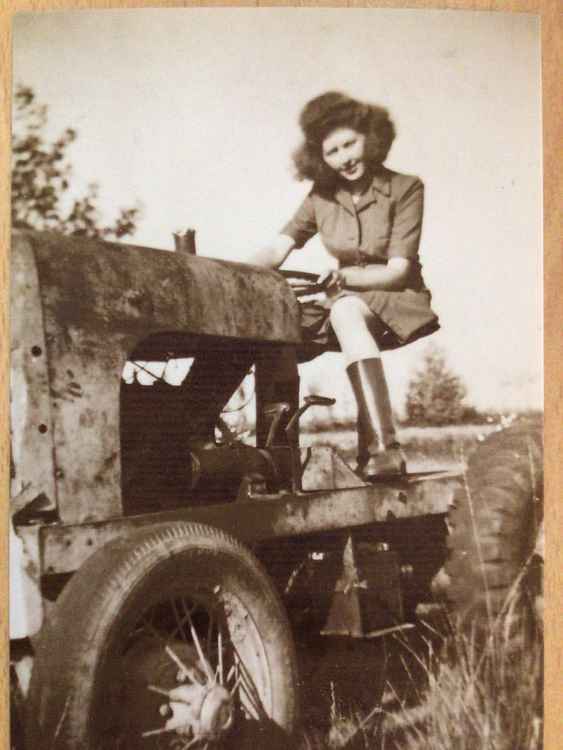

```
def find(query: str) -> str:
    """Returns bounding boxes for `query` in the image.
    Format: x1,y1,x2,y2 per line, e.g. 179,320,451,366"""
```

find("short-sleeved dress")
281,166,440,360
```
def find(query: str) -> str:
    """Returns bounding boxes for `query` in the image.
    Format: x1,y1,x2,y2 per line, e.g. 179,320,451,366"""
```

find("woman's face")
322,126,367,183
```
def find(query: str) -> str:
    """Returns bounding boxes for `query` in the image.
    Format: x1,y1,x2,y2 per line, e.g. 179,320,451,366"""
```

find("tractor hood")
14,232,302,345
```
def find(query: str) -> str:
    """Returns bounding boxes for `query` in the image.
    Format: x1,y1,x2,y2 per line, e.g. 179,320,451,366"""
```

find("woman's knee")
330,295,373,333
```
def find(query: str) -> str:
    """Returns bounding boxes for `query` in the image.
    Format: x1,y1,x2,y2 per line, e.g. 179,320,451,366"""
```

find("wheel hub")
200,684,235,737
158,682,234,741
139,642,236,746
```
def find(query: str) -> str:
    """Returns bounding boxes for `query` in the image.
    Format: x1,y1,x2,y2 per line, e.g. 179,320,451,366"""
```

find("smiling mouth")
341,162,362,177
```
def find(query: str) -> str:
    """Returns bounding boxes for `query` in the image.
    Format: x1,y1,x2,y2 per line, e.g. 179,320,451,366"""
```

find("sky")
12,8,543,415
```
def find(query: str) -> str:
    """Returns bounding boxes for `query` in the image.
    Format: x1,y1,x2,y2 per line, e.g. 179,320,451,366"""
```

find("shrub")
405,345,468,426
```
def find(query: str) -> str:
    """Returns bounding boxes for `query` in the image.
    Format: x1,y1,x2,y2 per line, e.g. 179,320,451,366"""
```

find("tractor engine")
120,343,301,513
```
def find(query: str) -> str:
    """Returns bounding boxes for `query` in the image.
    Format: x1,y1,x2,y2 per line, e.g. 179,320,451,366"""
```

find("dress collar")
370,167,392,197
334,167,392,214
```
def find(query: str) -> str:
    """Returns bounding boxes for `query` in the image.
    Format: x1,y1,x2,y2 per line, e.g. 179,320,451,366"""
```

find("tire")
445,418,543,632
26,522,300,750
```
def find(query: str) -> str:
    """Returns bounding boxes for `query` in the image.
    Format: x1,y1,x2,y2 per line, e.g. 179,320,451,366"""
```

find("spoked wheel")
26,523,299,750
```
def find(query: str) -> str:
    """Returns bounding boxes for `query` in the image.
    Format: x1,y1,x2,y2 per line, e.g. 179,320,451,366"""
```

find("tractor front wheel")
26,522,300,750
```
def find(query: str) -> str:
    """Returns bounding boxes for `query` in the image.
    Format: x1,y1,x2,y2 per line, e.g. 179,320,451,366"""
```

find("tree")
11,85,140,239
405,344,468,425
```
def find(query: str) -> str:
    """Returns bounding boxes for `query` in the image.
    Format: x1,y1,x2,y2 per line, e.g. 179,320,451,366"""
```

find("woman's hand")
318,269,346,297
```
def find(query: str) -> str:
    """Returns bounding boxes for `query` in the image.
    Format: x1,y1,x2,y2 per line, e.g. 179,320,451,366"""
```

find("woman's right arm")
250,233,297,269
251,191,317,267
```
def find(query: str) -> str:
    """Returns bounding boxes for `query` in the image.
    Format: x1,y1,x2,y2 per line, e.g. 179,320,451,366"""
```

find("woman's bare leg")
328,295,381,365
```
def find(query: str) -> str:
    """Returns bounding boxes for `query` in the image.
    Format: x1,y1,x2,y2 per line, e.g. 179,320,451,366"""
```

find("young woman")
253,91,439,478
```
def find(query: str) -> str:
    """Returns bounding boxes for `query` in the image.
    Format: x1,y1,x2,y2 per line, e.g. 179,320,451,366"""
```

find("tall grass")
383,618,543,750
299,601,543,750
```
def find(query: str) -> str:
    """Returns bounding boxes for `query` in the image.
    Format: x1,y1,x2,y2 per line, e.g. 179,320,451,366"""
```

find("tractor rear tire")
445,419,543,633
25,522,300,750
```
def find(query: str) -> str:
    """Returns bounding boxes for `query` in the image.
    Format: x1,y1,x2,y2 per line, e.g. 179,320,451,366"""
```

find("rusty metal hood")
14,232,302,345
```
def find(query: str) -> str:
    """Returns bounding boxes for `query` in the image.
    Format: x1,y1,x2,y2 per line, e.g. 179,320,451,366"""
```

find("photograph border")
0,2,560,748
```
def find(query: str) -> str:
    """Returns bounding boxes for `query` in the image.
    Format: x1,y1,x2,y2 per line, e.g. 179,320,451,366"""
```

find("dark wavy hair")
292,91,396,189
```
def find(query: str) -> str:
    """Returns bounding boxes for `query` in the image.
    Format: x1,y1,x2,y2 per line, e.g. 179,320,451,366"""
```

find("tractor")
9,231,543,749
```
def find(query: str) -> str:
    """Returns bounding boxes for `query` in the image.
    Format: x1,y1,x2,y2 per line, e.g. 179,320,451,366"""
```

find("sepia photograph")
8,8,544,749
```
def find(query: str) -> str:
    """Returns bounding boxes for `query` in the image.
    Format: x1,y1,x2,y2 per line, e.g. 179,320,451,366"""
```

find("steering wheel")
278,269,325,298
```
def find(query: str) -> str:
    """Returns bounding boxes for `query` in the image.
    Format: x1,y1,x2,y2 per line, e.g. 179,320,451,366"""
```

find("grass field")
296,607,543,750
301,423,499,473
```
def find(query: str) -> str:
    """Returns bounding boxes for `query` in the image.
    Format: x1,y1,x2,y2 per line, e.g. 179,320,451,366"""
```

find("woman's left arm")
337,257,410,292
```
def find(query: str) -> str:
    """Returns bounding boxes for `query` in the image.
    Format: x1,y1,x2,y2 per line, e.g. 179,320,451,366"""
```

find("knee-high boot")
346,358,406,478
